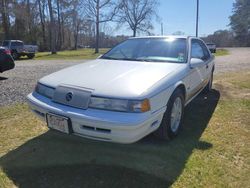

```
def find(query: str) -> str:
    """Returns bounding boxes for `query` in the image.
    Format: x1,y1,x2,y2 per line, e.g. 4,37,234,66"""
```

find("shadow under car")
0,89,220,188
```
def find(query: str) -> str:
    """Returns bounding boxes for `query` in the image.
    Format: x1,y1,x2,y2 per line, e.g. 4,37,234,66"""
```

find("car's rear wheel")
154,88,184,140
27,54,35,59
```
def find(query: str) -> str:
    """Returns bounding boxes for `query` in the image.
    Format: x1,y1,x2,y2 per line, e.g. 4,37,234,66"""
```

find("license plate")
46,113,70,134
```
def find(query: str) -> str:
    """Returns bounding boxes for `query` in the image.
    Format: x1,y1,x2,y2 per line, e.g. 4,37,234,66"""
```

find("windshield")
101,38,187,63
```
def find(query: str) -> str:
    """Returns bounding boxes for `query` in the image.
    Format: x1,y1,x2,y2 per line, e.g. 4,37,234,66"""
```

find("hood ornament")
65,92,73,102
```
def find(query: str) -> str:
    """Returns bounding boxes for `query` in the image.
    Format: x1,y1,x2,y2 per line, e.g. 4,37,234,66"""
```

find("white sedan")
27,36,215,143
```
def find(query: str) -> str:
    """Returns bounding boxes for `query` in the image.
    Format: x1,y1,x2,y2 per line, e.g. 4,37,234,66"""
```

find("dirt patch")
215,48,250,74
214,70,250,100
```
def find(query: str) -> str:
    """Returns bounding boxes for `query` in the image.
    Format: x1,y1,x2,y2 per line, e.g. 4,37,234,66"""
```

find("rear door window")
199,41,210,60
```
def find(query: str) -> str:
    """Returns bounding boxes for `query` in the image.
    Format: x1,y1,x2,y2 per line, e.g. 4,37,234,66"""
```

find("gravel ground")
0,60,82,106
215,48,250,73
1,48,250,107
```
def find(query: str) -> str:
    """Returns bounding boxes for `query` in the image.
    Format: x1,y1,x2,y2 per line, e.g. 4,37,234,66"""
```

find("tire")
12,51,19,60
203,71,214,93
154,88,185,140
27,54,35,59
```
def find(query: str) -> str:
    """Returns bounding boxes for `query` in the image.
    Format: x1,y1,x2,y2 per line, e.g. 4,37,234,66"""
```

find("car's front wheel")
154,88,184,140
12,51,19,60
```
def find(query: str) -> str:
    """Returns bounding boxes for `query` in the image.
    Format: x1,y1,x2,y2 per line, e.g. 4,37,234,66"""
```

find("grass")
215,49,229,56
34,48,109,60
0,71,249,187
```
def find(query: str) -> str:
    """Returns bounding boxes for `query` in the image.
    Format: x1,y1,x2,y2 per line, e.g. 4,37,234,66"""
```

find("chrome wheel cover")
170,97,182,132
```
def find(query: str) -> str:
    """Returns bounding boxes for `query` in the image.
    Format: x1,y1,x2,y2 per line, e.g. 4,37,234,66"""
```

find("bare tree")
73,14,81,50
0,0,139,51
84,0,118,53
38,0,47,50
118,0,158,37
172,31,185,36
26,0,32,36
56,0,63,50
0,0,10,39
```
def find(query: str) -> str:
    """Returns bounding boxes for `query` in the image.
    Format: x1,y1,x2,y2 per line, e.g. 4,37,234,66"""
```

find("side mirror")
190,58,204,68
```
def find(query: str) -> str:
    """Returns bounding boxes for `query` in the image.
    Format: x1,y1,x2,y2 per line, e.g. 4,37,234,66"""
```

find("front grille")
53,85,91,109
82,125,95,131
81,125,111,134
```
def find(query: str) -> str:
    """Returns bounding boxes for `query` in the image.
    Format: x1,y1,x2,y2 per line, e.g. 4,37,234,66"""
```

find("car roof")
129,35,194,40
3,40,23,42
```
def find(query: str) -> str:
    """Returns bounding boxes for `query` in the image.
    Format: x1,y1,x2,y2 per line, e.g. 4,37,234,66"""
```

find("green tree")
202,30,235,47
229,0,250,46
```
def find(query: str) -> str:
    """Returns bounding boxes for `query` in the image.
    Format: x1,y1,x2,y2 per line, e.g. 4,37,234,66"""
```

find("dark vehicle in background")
0,47,15,73
206,43,216,53
2,40,38,60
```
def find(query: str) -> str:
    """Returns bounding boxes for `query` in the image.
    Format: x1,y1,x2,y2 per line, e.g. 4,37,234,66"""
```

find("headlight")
35,83,55,99
89,97,150,113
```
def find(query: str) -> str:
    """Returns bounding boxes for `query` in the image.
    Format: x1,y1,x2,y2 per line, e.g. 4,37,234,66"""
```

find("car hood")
39,59,184,98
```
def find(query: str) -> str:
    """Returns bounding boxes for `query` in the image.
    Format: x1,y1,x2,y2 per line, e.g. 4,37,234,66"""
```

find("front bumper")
27,92,165,143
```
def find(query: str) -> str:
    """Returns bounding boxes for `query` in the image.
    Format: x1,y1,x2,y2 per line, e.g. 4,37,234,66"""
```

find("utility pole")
196,0,199,37
161,23,163,35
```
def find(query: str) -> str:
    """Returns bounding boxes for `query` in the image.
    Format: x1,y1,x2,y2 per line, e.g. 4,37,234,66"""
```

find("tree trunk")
48,0,57,54
133,28,136,37
38,0,46,51
56,0,62,50
61,15,65,48
26,0,32,36
1,0,10,39
74,21,80,50
74,32,78,50
95,0,100,53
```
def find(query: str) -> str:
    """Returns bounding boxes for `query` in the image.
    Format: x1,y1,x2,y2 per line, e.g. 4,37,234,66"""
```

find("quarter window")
199,41,210,60
191,39,210,61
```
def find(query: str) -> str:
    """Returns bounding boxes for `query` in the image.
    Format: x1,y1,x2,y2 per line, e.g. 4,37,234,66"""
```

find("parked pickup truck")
2,40,38,60
206,43,216,53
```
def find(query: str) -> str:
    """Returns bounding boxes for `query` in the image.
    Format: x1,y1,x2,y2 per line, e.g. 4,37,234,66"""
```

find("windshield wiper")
101,57,166,62
104,57,140,61
135,58,162,62
101,56,119,60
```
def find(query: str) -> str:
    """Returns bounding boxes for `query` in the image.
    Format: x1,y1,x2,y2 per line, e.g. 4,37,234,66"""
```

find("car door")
186,39,208,99
198,40,213,83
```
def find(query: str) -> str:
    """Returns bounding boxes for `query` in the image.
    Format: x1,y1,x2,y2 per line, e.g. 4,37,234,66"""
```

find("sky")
113,0,235,37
